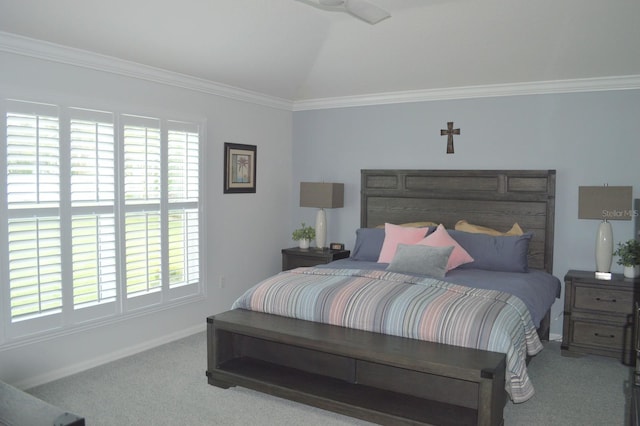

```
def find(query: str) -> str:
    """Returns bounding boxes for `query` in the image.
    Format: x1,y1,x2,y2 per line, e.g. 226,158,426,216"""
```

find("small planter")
624,265,640,279
298,239,310,249
613,240,640,279
292,222,315,249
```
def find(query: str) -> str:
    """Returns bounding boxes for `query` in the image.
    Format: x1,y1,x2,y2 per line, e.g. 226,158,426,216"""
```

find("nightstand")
562,269,640,364
281,247,351,271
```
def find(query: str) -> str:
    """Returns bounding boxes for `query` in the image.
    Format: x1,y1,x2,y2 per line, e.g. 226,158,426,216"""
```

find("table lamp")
300,182,344,249
578,185,632,279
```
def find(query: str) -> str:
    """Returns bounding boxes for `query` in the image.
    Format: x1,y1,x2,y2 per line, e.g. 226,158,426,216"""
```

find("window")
1,100,202,341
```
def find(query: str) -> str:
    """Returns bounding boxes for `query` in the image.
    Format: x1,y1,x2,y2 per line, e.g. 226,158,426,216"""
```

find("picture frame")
224,142,257,194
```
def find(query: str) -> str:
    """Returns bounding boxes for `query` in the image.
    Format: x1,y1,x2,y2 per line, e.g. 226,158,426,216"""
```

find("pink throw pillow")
377,223,429,263
418,224,474,271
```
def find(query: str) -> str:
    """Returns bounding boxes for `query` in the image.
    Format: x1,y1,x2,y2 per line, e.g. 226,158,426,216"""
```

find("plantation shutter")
6,101,62,324
2,100,202,342
69,109,117,313
167,122,199,289
122,116,162,301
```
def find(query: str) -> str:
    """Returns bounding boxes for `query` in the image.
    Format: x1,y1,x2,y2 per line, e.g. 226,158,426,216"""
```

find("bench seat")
207,309,507,426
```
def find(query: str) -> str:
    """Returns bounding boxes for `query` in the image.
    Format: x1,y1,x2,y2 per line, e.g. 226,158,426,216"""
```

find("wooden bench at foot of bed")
206,309,507,426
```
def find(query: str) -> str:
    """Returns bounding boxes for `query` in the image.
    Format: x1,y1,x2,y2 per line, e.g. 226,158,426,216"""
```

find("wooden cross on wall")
440,122,460,154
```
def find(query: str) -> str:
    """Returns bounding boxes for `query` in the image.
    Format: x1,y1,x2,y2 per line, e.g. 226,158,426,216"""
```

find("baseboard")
549,333,563,342
15,323,205,391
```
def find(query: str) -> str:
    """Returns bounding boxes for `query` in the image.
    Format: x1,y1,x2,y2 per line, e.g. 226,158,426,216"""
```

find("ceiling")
0,0,639,103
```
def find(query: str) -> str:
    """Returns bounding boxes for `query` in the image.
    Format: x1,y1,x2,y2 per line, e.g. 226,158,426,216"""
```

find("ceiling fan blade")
295,0,390,25
295,0,343,12
318,0,344,5
345,0,390,24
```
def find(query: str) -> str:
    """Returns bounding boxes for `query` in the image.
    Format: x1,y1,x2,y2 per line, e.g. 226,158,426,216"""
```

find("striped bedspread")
232,267,543,403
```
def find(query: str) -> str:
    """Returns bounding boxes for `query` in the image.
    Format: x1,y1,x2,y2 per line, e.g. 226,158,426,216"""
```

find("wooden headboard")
361,169,556,273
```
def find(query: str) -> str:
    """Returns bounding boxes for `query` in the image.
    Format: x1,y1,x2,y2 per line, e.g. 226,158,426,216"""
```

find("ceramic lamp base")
595,221,613,273
315,208,327,249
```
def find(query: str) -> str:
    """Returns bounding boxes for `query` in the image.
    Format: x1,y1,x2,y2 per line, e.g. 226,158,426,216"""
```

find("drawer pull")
595,297,616,303
594,332,615,339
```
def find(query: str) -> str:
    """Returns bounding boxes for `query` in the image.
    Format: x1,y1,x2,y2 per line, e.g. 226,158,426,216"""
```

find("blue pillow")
351,228,386,261
448,230,533,273
351,226,435,262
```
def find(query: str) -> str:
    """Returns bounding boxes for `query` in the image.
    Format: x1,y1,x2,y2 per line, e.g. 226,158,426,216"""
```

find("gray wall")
292,89,640,337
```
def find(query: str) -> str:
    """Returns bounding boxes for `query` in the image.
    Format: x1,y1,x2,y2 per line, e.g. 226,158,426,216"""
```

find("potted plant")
613,239,640,278
292,222,315,249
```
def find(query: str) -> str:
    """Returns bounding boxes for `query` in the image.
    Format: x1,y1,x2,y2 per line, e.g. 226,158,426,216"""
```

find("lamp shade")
578,186,632,220
300,183,344,209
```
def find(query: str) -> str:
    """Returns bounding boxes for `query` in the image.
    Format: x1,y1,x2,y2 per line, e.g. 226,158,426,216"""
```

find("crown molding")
292,75,640,111
2,31,639,113
0,31,293,111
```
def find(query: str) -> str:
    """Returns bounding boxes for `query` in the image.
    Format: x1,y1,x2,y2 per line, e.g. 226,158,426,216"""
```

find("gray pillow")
448,230,533,272
386,244,454,279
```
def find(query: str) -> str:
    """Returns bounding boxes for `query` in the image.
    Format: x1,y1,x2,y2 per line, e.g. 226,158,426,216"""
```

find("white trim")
549,333,563,342
292,75,640,111
11,322,205,390
0,31,293,112
1,31,639,113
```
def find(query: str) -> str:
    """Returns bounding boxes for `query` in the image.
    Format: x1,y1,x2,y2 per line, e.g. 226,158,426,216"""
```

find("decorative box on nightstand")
281,247,350,271
562,269,640,364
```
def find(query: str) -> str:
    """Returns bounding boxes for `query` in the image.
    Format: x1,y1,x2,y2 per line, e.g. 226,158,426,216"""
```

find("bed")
207,169,560,426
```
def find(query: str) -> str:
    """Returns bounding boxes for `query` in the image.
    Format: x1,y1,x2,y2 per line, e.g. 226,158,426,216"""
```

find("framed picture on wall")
224,142,257,194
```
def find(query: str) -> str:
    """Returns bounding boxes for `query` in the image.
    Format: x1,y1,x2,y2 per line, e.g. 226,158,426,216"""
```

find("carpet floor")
27,333,632,425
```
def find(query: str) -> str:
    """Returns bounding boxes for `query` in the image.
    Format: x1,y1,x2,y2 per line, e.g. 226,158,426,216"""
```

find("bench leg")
477,374,506,426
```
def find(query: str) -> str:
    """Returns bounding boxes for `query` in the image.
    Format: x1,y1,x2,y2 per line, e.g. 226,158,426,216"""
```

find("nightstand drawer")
572,320,626,349
573,286,633,314
285,255,326,269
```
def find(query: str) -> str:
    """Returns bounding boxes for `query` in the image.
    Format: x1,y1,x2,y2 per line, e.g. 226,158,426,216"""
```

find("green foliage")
613,239,640,266
291,222,315,241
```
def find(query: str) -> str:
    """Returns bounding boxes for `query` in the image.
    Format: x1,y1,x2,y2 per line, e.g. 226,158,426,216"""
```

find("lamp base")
595,221,613,273
316,208,327,249
595,271,612,280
